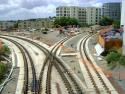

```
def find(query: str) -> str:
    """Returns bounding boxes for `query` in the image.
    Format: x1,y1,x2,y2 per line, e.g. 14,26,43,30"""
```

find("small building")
18,19,54,30
98,29,123,51
0,21,16,31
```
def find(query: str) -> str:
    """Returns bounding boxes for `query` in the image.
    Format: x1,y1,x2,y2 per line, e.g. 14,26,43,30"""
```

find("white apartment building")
78,8,86,24
56,6,86,25
56,6,79,19
121,0,125,55
56,6,101,25
86,7,101,25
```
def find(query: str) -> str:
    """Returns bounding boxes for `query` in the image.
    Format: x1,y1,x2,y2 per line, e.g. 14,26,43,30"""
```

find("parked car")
42,30,47,34
42,28,48,34
50,29,54,32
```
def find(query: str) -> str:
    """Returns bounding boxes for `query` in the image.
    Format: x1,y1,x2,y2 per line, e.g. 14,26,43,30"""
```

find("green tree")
13,23,18,28
119,56,125,66
99,16,114,26
54,17,79,27
106,52,121,64
113,20,120,29
0,45,10,55
3,45,11,54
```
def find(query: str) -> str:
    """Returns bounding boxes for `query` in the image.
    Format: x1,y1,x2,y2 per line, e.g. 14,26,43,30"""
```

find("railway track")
49,37,83,94
0,37,38,94
1,35,83,94
0,35,48,94
79,35,116,94
46,37,75,94
16,36,81,94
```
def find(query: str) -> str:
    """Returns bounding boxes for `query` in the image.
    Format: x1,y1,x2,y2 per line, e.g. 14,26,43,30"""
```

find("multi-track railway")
1,35,83,94
79,35,118,94
0,37,38,94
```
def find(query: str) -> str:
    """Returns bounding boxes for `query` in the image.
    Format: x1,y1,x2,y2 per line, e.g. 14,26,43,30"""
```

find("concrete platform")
86,35,118,94
61,53,78,57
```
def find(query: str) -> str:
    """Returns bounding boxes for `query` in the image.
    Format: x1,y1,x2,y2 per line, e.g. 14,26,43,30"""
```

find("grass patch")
0,63,8,83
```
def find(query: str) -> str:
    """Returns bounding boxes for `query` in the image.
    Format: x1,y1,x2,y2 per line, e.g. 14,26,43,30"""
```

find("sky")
0,0,121,21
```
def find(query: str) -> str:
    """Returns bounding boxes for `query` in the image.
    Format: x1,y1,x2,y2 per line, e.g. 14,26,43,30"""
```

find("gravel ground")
6,30,66,46
60,33,87,85
61,32,88,54
61,56,85,82
1,67,19,94
63,32,88,51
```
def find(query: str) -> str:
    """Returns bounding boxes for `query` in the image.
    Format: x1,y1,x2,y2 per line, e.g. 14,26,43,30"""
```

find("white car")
50,29,54,32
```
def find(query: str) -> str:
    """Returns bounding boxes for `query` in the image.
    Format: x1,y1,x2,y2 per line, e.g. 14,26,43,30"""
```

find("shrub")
0,45,11,55
0,63,7,82
106,52,121,64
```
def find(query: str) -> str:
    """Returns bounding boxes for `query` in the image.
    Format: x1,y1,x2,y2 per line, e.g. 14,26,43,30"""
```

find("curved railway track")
1,35,83,94
0,35,50,94
0,37,38,94
79,35,114,94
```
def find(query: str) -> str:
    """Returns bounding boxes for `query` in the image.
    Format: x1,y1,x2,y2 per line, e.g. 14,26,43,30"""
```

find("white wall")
121,0,125,25
121,0,125,55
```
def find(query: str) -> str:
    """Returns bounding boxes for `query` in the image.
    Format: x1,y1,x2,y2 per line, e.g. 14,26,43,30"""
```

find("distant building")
0,21,16,31
121,0,125,55
56,6,79,19
102,2,121,20
0,18,54,31
78,7,86,25
86,7,101,25
18,19,54,30
56,6,101,25
56,6,86,25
